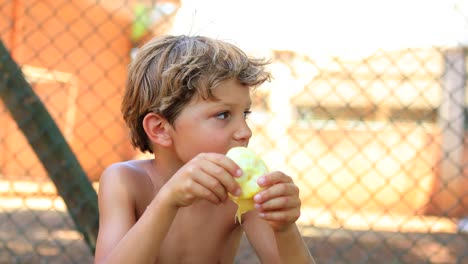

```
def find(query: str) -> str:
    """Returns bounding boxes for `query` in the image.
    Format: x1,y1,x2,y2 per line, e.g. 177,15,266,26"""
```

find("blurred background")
1,0,468,263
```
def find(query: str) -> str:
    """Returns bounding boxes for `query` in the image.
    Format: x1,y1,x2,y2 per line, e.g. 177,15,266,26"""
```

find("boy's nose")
234,120,252,142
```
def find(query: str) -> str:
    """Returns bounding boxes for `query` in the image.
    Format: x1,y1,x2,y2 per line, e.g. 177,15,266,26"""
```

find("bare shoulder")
95,160,155,261
100,160,151,187
98,160,155,207
101,159,148,178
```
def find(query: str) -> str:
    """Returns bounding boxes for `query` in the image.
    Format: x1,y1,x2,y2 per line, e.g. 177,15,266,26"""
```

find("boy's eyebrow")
218,101,252,108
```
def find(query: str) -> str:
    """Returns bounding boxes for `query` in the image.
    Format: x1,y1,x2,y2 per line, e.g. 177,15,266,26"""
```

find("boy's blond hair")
121,35,271,153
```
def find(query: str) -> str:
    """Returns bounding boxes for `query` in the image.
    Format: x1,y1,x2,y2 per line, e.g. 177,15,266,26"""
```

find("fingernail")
236,169,243,177
235,188,242,196
254,203,261,209
254,194,261,202
257,176,266,185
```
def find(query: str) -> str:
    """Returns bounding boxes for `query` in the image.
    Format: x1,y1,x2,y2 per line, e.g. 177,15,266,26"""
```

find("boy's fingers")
255,195,301,211
191,166,228,202
184,179,220,205
200,152,242,178
259,208,301,222
200,153,242,193
257,171,293,187
200,160,241,198
254,183,299,203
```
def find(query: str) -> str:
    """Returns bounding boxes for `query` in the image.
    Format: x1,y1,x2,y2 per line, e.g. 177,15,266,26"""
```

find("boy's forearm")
275,224,316,264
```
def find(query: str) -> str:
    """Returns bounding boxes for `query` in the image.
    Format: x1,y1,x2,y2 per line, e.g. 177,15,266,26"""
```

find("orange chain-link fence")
1,1,468,263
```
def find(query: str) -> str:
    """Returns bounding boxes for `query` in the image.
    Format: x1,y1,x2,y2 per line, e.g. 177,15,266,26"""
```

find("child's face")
169,78,253,163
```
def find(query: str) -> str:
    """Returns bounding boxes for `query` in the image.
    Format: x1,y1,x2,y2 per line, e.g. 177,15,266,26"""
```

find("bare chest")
142,199,242,264
167,202,241,262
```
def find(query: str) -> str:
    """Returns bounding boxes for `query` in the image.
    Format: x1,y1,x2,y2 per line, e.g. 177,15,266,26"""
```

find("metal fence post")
437,47,466,215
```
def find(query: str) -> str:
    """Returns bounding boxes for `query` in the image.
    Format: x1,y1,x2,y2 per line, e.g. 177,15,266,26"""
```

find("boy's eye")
216,111,230,120
215,110,251,120
244,110,252,119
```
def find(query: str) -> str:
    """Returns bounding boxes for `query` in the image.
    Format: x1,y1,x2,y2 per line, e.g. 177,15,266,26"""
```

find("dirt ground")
1,208,467,264
0,180,467,264
237,227,468,264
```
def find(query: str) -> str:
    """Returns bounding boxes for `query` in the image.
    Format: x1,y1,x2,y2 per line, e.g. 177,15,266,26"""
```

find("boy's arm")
274,224,315,264
95,153,242,263
241,212,280,263
242,212,314,264
245,171,315,264
94,165,178,264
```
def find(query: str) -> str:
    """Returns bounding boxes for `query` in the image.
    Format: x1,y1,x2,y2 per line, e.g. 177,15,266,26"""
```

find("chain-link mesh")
1,1,468,263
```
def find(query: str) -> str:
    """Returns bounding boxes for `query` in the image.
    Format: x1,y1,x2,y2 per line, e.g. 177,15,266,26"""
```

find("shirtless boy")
94,35,315,264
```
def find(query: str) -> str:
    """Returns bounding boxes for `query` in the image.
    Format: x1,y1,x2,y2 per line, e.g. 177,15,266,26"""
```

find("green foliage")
131,4,151,43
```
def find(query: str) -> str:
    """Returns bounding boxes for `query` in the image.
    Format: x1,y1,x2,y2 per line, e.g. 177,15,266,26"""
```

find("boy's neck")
151,147,184,182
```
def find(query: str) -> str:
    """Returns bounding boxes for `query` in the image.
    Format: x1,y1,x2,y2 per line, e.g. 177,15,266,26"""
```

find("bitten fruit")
226,146,268,224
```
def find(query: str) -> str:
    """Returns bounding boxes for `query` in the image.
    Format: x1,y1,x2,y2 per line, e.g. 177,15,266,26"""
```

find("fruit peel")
226,147,268,224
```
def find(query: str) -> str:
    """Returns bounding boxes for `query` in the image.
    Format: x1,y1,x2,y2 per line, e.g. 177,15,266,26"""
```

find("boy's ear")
142,113,173,147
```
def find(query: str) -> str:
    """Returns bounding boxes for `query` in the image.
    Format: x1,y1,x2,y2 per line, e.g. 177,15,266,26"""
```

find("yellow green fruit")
226,147,268,224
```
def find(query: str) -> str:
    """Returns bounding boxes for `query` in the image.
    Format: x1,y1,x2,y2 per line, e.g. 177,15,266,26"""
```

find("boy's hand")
160,153,242,208
252,171,301,232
